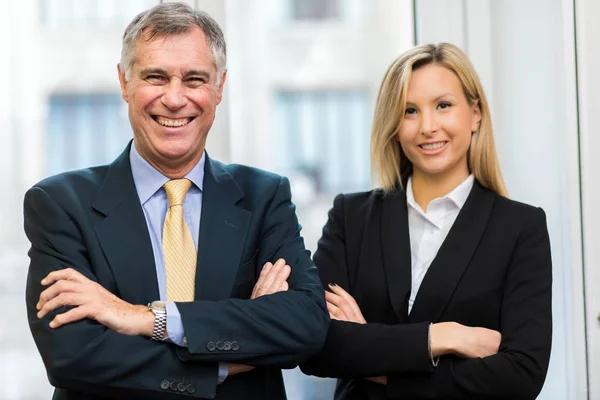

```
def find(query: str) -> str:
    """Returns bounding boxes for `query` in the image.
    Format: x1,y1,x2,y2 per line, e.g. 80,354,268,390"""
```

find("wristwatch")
148,301,167,341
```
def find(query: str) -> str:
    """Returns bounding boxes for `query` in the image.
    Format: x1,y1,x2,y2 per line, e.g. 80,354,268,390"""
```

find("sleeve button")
207,341,216,352
186,384,196,394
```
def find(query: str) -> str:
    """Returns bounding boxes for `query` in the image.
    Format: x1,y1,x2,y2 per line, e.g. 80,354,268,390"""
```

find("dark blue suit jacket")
24,143,328,399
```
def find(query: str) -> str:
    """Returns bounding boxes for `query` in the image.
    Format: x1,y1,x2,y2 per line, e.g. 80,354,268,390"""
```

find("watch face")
151,301,166,311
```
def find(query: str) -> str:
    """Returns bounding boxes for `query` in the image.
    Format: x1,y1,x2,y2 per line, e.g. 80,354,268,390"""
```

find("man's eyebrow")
139,68,168,76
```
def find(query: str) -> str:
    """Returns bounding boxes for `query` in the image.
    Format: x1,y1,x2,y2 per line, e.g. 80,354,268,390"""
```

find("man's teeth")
156,117,191,127
421,142,445,150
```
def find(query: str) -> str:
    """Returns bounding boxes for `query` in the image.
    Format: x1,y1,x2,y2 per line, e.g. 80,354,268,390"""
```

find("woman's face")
398,64,481,183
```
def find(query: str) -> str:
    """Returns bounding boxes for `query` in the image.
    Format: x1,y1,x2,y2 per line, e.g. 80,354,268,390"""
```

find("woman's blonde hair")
370,43,508,197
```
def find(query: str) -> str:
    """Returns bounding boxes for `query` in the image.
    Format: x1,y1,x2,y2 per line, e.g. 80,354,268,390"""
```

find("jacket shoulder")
26,166,110,205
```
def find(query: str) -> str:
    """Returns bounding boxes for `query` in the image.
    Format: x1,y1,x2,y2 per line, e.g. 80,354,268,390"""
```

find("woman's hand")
431,322,501,358
326,284,387,384
325,283,366,324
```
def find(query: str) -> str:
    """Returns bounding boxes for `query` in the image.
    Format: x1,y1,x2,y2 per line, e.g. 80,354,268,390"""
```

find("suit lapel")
408,182,496,323
92,143,159,304
380,190,412,322
195,156,251,301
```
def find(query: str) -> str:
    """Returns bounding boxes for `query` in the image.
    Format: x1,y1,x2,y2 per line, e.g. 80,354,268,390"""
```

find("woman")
301,43,552,399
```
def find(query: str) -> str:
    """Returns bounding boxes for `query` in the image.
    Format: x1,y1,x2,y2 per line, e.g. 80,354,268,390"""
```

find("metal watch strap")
150,305,167,341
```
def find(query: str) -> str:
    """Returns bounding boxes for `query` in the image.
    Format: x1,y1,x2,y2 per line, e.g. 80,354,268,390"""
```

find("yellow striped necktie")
163,179,196,302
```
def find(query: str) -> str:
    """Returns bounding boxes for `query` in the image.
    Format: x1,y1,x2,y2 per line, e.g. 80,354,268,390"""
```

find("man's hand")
36,268,153,337
325,283,366,324
366,376,387,385
228,363,255,376
431,322,501,358
229,259,292,378
251,258,291,299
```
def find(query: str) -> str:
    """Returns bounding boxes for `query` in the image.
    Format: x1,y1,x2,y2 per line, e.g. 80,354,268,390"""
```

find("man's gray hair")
120,2,227,83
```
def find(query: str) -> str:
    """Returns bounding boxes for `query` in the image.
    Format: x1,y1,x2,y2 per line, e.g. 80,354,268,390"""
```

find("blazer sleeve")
386,207,553,400
300,194,434,378
175,176,329,368
24,187,219,400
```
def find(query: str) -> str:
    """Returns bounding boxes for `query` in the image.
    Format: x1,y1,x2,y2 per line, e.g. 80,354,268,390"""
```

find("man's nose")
161,80,188,110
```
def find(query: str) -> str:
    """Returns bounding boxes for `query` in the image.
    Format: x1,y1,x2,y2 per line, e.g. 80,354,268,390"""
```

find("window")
40,0,157,27
275,90,371,195
283,0,363,22
47,94,131,175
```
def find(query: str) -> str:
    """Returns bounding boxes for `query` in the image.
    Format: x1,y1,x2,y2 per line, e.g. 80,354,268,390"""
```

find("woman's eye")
405,107,417,115
438,102,452,109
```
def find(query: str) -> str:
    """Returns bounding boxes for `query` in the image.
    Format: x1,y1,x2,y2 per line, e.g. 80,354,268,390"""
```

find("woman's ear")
471,101,482,133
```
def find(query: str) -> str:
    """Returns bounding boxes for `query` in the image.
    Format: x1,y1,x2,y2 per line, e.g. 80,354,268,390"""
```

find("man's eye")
146,75,166,83
187,77,207,85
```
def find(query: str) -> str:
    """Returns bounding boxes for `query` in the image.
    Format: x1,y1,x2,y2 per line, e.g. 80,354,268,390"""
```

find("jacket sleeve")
175,176,330,368
300,194,434,378
386,207,553,400
24,186,219,400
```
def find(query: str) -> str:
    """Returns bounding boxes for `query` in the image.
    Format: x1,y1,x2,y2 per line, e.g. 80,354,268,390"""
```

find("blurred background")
1,0,599,398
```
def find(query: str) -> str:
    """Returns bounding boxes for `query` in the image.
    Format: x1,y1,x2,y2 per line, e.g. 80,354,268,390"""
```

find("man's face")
118,27,226,176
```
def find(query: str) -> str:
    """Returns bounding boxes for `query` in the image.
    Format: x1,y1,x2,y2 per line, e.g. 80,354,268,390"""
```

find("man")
24,3,328,399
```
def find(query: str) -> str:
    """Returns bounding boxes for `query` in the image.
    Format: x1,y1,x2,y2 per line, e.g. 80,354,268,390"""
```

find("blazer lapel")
380,190,412,322
92,143,159,305
408,182,496,323
194,156,251,301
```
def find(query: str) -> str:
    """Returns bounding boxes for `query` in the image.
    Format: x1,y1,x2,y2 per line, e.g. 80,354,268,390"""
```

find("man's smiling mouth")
152,116,194,127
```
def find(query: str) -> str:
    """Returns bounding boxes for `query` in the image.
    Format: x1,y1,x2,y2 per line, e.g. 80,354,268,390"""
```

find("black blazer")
301,181,552,399
24,143,329,400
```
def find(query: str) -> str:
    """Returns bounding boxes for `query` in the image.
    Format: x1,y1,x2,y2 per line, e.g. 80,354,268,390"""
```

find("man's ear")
117,64,129,103
216,70,227,105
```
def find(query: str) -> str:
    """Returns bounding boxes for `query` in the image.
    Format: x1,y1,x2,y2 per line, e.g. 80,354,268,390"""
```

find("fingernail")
35,303,40,310
41,279,46,285
49,321,55,328
329,283,337,287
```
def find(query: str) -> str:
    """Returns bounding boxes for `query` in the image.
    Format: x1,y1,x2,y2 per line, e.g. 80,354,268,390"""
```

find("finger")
42,268,88,286
325,290,344,307
257,259,285,294
269,264,291,292
49,306,91,329
251,262,273,299
37,280,81,310
326,290,360,323
38,292,85,318
328,284,364,322
326,301,347,321
328,283,353,300
278,281,289,293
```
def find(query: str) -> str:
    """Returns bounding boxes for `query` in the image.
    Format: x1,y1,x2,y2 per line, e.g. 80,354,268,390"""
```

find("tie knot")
164,179,192,207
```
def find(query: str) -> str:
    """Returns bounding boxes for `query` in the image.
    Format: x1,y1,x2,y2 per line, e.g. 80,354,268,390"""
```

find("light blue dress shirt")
129,144,228,383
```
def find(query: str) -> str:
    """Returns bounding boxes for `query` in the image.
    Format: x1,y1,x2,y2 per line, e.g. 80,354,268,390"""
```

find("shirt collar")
406,174,474,211
129,143,205,205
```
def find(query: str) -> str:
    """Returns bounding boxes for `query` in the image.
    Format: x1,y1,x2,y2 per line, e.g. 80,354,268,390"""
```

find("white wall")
417,0,587,398
575,0,600,397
